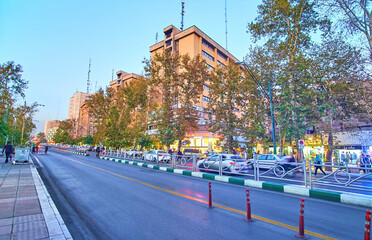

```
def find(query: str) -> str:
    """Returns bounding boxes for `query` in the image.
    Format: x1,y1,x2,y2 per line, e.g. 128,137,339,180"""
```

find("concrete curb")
30,158,73,239
99,156,372,208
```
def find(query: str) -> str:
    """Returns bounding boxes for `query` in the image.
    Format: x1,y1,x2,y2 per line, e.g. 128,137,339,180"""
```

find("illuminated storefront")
170,131,223,153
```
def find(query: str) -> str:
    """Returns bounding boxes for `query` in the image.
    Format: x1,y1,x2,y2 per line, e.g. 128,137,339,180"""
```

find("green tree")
52,119,74,145
207,62,246,152
310,34,371,162
248,0,329,155
173,54,209,151
146,50,180,150
84,135,94,145
86,87,113,144
146,50,209,151
320,0,372,59
37,132,46,143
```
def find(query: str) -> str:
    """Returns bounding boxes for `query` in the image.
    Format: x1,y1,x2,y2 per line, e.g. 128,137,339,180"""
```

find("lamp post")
237,61,277,154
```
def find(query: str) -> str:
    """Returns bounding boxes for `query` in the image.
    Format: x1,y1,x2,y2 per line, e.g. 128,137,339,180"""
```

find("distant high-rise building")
68,92,90,120
68,92,90,138
44,120,60,142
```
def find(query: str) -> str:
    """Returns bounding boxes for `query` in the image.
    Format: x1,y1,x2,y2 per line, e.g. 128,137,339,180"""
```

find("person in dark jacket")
44,145,49,154
96,146,101,158
2,141,13,163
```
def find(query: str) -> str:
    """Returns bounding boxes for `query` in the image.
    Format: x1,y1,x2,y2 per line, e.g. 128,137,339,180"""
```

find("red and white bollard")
295,198,308,239
246,189,253,222
365,210,371,240
208,182,212,208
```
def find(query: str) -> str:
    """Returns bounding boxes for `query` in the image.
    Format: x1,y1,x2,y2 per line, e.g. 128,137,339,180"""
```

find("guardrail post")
303,159,308,188
219,155,222,176
254,153,259,182
209,182,212,208
364,210,371,240
192,154,196,172
295,198,308,239
172,154,176,168
309,159,312,189
246,189,253,222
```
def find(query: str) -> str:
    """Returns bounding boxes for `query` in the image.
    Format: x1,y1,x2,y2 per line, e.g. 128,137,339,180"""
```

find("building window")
217,50,228,60
203,84,210,90
202,50,214,61
205,63,214,70
217,60,226,68
202,39,214,51
202,96,210,102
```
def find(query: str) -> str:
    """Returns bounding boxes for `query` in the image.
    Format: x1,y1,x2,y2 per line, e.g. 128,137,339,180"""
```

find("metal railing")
94,150,372,193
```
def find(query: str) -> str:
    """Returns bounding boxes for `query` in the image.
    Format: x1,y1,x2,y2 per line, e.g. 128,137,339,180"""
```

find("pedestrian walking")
366,155,372,173
359,154,368,174
44,145,49,154
2,141,13,163
96,146,101,158
313,154,326,176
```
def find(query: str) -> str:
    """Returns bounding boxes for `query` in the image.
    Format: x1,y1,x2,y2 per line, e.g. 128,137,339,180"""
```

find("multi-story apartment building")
109,71,141,92
44,120,60,142
149,25,240,153
77,102,96,137
68,91,90,138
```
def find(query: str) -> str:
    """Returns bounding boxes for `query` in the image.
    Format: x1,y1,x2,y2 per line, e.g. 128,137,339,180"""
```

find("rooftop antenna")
181,0,185,31
87,59,91,94
225,0,228,50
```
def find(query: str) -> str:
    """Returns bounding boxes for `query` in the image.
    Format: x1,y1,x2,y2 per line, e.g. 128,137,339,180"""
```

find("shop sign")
185,132,223,138
334,145,362,150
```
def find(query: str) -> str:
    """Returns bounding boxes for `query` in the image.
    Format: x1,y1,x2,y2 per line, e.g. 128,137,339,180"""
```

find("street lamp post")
237,61,277,154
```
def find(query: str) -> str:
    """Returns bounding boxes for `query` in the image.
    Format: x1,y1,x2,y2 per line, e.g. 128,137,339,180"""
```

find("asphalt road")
33,149,367,240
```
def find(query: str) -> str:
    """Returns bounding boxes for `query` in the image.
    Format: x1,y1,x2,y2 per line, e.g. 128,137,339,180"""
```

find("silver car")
196,154,249,174
247,154,297,172
143,150,171,163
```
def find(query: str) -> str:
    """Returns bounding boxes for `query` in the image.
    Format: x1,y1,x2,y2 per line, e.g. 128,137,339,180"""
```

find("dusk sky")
0,0,262,134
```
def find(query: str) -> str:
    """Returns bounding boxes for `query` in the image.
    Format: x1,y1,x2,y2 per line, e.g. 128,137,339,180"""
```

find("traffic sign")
298,140,305,149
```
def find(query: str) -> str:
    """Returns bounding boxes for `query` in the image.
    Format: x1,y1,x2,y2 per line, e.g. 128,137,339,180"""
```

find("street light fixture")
236,61,277,154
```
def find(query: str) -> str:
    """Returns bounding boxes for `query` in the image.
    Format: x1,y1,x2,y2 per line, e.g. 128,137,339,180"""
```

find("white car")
143,150,171,163
247,154,297,171
196,154,249,174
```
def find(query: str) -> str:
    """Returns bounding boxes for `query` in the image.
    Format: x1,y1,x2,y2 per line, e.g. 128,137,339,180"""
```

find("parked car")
247,154,297,171
196,154,249,174
143,150,171,163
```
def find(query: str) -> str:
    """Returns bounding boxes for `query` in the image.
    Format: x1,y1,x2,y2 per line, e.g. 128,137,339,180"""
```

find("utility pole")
21,101,26,143
237,61,277,154
3,105,9,145
225,0,228,50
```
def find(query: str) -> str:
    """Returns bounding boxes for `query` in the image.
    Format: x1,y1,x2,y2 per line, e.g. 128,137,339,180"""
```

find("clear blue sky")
0,0,262,134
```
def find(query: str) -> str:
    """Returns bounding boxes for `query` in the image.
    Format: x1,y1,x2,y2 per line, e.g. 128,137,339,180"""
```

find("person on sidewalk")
44,145,49,154
313,154,326,176
96,146,101,158
2,141,13,163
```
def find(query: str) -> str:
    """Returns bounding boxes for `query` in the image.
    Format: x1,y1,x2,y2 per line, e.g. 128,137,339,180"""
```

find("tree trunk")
177,138,182,152
325,130,333,171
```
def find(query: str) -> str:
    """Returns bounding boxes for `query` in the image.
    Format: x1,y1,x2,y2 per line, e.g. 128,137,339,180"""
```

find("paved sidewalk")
0,159,72,240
